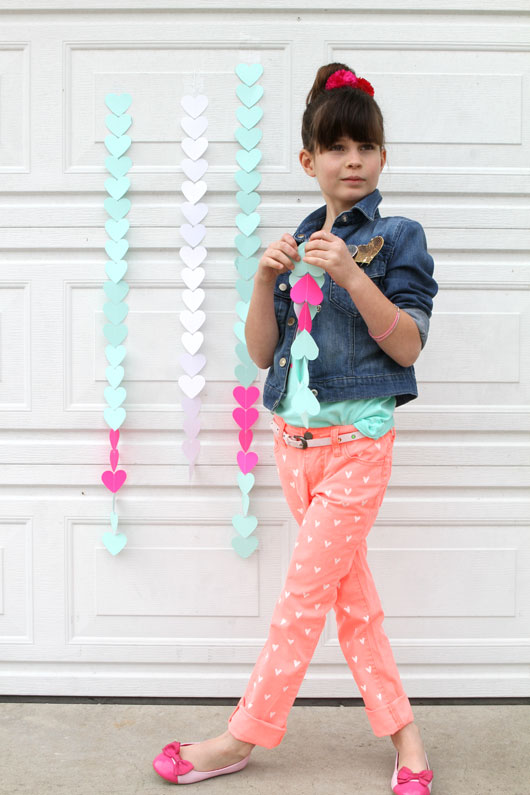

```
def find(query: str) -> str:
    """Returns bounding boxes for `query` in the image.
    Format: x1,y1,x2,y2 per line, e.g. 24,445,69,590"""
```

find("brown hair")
302,62,385,152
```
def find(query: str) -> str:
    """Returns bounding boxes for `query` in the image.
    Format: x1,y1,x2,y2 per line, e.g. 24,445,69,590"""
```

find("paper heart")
102,531,128,555
105,155,132,178
109,429,120,448
180,94,208,118
101,468,127,492
106,365,124,388
182,180,207,203
180,224,206,248
232,534,258,558
233,320,246,344
236,106,263,129
241,493,250,516
178,374,205,398
297,301,312,332
236,212,260,236
106,113,131,136
182,288,205,312
235,300,249,322
105,134,131,158
180,245,206,268
236,83,264,107
110,448,119,471
235,63,264,86
235,256,259,280
290,272,323,305
236,278,254,303
104,385,127,408
292,385,320,418
182,437,200,461
354,235,384,265
181,267,205,291
239,428,253,452
105,238,129,261
105,218,129,241
180,309,205,334
291,329,319,361
103,280,129,303
235,234,261,257
236,149,262,172
179,352,206,377
181,115,208,139
181,396,201,417
103,323,128,346
235,363,257,388
235,127,262,151
104,406,126,430
105,176,130,199
232,513,258,538
237,471,255,493
182,331,204,355
181,158,208,182
232,407,259,430
234,170,261,193
237,450,258,474
236,191,261,214
181,137,208,160
105,93,132,115
235,342,253,366
105,260,128,283
110,510,119,531
183,414,201,437
105,345,126,367
181,202,208,225
104,301,128,324
104,197,131,220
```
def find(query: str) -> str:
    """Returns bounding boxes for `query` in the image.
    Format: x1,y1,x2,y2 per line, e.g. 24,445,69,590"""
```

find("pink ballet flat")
391,750,433,794
152,741,251,784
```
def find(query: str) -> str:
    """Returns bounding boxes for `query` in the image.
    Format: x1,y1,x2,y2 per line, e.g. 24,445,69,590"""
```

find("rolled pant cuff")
364,693,414,737
228,699,286,749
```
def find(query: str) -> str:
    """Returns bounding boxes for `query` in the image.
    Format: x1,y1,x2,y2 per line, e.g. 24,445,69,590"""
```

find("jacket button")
279,283,288,291
316,305,321,312
279,357,287,366
287,317,295,326
311,388,318,396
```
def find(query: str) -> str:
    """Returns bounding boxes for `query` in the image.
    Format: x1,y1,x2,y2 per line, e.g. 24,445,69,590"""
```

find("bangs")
310,88,384,150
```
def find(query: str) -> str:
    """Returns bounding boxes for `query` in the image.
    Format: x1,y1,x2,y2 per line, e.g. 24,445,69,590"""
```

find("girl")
152,63,438,794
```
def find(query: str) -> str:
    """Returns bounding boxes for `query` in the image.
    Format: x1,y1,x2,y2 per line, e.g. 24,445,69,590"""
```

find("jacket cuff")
399,305,430,349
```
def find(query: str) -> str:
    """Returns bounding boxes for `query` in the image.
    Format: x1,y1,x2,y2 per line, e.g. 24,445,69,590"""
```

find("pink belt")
270,417,368,449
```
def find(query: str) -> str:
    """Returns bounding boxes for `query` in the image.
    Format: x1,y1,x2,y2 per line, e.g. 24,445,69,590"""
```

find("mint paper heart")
105,155,132,178
232,534,259,558
106,365,124,388
105,176,130,199
104,406,126,430
104,301,128,324
104,385,127,408
235,63,264,86
236,278,254,303
237,472,255,494
102,531,127,555
235,363,258,388
105,93,132,115
104,197,131,220
236,83,264,107
103,281,129,303
105,345,126,366
105,239,129,260
235,128,262,151
292,384,321,418
235,170,261,193
235,342,253,365
105,113,131,136
236,105,263,129
291,330,319,360
235,234,261,257
105,218,129,241
236,149,262,172
236,212,260,236
236,191,261,214
104,134,131,158
235,256,259,280
103,323,128,346
232,513,258,538
233,320,246,344
105,260,128,283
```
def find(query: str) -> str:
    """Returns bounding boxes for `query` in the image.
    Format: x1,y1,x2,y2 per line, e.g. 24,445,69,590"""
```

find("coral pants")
227,414,414,748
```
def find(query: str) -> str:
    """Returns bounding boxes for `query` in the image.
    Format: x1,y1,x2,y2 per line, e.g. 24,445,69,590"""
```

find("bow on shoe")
162,741,194,775
397,766,433,787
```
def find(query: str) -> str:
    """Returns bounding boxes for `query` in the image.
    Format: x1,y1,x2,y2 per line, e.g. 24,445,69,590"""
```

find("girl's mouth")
342,177,364,182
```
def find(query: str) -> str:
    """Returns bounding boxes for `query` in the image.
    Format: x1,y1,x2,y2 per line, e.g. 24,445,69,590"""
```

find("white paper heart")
181,158,208,182
180,245,207,268
180,309,206,334
182,267,205,291
181,116,208,139
182,180,207,203
181,202,208,225
180,224,206,247
181,137,208,160
181,94,208,119
178,374,205,398
182,288,205,312
182,331,204,355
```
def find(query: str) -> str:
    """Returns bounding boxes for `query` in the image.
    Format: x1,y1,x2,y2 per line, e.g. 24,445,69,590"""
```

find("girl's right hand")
257,234,300,284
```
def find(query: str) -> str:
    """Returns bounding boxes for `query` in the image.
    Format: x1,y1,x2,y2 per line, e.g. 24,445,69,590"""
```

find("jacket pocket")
329,257,386,317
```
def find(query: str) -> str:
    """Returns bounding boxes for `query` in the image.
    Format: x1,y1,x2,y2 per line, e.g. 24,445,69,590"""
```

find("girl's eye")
361,144,375,150
329,144,343,151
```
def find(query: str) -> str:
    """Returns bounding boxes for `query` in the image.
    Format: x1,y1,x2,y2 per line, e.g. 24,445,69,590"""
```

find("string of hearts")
177,92,209,481
231,62,264,559
101,92,133,556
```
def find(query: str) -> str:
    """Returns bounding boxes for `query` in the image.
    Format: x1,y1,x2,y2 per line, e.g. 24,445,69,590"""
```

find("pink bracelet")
368,305,400,341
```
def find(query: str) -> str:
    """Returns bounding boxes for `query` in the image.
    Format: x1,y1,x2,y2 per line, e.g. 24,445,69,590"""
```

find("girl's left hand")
303,230,361,290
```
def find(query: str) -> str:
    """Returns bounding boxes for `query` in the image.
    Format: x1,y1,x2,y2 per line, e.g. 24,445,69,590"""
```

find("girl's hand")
304,230,361,290
257,234,300,285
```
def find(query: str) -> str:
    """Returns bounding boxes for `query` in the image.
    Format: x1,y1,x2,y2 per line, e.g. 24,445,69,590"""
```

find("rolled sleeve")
400,305,430,349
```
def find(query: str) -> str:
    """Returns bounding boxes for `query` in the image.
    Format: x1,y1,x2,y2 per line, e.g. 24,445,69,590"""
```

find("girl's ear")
379,146,387,172
299,148,316,177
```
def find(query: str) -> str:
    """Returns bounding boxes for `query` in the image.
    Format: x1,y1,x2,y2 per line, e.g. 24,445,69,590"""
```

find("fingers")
259,234,300,277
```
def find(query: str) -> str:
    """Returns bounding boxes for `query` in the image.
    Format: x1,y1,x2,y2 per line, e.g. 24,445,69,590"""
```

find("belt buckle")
290,434,307,448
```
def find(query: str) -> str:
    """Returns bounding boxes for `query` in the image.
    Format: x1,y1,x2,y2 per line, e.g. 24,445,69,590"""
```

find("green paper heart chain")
231,62,264,559
101,92,132,556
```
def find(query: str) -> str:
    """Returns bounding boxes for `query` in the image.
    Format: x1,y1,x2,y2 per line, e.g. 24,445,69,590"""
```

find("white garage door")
1,1,529,698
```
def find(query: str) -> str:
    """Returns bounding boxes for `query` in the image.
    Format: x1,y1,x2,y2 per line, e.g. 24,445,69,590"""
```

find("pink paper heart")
101,469,127,493
232,407,259,430
290,272,323,305
181,396,201,417
298,301,313,332
239,428,253,452
109,429,120,448
233,385,260,409
237,450,258,474
183,415,201,437
110,449,119,471
182,438,200,461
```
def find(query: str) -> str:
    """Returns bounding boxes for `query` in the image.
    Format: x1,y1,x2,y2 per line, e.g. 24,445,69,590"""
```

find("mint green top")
274,362,396,440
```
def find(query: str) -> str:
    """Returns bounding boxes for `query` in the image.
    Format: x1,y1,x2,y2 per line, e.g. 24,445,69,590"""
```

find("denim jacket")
262,188,438,411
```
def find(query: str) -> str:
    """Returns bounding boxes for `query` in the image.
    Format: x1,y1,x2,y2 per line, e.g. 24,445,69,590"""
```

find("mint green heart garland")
101,92,132,556
231,62,264,559
288,242,325,428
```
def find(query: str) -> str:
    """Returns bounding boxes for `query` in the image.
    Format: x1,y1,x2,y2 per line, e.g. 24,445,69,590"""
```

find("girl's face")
299,136,386,217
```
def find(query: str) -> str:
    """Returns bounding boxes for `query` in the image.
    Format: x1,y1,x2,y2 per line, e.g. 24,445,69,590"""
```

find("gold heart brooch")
351,236,384,266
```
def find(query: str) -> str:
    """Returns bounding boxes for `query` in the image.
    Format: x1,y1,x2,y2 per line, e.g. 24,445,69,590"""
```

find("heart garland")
231,62,264,559
288,242,325,428
178,91,208,481
101,92,132,555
